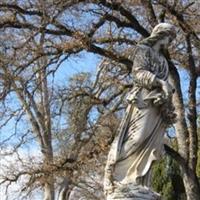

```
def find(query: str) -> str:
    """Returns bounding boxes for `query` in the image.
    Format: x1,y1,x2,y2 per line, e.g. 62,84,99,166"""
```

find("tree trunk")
43,148,55,200
58,178,71,200
44,180,55,200
165,145,200,200
182,171,200,200
168,60,200,199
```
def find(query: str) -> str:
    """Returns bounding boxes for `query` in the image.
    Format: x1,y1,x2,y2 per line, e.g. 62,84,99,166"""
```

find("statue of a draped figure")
104,23,177,200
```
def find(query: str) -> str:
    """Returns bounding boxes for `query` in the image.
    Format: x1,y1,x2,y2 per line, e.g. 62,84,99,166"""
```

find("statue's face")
168,35,174,44
158,36,171,50
160,35,174,49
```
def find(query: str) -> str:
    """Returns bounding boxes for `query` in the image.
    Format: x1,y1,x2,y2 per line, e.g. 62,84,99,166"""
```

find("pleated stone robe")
104,44,174,194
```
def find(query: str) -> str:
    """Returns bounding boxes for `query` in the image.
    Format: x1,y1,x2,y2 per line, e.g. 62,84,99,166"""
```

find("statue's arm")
132,46,172,95
132,46,159,90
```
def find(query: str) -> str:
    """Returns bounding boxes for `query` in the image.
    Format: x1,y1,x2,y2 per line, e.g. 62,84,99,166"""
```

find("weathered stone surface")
107,183,161,200
104,23,177,200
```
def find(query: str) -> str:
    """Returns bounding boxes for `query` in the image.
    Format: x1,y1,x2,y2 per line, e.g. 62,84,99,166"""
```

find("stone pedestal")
107,183,161,200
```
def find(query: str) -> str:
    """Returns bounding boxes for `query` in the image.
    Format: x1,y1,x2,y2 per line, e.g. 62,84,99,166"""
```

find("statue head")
151,23,176,39
140,23,176,49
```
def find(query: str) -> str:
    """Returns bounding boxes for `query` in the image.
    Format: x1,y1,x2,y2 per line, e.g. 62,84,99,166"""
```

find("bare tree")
0,0,200,200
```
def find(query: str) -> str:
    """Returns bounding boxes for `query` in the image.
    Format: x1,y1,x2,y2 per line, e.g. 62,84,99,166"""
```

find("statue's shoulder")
128,44,151,61
132,44,152,59
135,44,152,53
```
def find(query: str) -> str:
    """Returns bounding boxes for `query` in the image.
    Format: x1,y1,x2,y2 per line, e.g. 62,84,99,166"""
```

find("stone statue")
104,23,177,200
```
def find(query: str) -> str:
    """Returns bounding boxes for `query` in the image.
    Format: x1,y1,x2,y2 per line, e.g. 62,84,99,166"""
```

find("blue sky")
0,50,199,147
0,45,200,200
53,51,100,84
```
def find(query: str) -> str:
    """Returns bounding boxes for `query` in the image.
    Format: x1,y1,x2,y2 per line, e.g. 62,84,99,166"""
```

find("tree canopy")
0,0,200,200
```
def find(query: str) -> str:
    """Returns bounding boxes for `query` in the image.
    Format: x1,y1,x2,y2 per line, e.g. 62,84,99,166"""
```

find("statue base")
106,183,161,200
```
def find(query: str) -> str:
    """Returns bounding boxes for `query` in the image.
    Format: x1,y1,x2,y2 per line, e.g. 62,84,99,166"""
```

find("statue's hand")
157,79,175,100
153,93,166,105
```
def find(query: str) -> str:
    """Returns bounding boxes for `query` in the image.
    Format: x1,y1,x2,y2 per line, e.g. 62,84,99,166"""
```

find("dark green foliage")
152,156,186,200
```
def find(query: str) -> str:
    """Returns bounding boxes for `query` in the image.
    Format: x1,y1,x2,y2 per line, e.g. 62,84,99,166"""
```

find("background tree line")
0,0,199,199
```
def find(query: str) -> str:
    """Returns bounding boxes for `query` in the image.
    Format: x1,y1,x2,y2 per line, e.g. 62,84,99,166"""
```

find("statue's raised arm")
104,23,177,200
